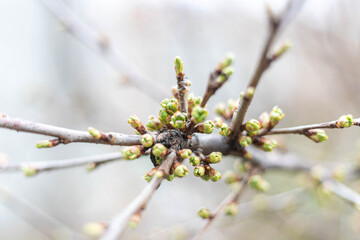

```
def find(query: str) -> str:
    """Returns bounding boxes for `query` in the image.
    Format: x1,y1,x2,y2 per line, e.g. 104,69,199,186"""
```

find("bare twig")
259,117,360,136
194,173,251,240
0,115,141,147
176,74,187,113
100,151,177,240
322,180,360,206
39,0,168,102
0,152,124,174
0,187,86,239
230,0,306,140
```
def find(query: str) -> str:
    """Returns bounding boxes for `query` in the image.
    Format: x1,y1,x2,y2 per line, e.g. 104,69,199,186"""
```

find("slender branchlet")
230,2,299,141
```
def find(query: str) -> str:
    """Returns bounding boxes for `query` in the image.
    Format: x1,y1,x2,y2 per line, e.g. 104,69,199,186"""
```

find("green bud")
219,53,235,69
127,115,142,129
174,163,189,178
244,87,255,99
178,149,192,159
222,66,233,77
170,111,188,129
146,115,163,131
209,169,222,182
174,56,184,76
336,114,354,128
155,156,163,165
201,173,211,181
21,165,37,177
152,143,168,157
189,154,201,166
262,139,277,152
273,40,292,59
159,109,171,124
35,140,54,149
332,165,346,182
245,119,261,132
248,175,270,192
187,93,202,110
194,165,205,177
215,103,227,117
214,117,224,127
224,202,238,216
196,120,215,134
83,222,106,238
224,171,238,184
238,136,252,147
227,98,238,113
166,173,175,181
219,123,231,136
86,162,97,171
122,146,142,160
198,207,211,219
185,80,191,86
234,159,247,173
88,127,102,139
141,134,154,147
128,214,141,229
307,129,328,143
247,130,259,137
143,168,157,182
270,106,285,127
161,98,179,115
207,152,223,163
192,106,208,124
310,165,326,182
259,112,270,128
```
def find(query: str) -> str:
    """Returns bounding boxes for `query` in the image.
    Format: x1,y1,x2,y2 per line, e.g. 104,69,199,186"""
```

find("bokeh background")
0,0,360,239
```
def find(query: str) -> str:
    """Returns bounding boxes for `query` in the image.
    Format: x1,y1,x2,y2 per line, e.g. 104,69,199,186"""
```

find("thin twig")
100,151,177,240
230,0,306,140
39,0,168,102
194,173,251,240
322,179,360,206
0,187,87,239
259,117,360,136
0,152,124,174
0,115,141,147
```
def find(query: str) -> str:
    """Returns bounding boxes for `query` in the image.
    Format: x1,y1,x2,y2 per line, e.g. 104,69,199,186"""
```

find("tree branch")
39,0,168,102
260,117,360,136
99,151,177,240
0,152,124,175
0,115,141,147
194,173,251,240
0,187,86,239
230,0,306,140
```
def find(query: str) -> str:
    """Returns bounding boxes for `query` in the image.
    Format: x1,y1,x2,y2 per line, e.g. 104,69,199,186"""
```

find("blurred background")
0,0,360,239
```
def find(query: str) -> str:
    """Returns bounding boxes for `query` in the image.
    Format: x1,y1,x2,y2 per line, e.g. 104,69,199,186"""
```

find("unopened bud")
209,169,222,182
244,87,255,99
245,119,261,132
128,213,141,229
189,154,201,166
192,106,208,124
218,53,235,70
152,144,168,157
259,112,270,128
88,127,102,139
178,149,192,159
213,117,224,127
219,123,231,136
261,139,277,152
127,115,142,129
122,146,142,160
161,98,179,115
198,207,211,219
306,129,328,143
272,40,292,59
336,114,354,128
224,171,238,184
332,165,346,182
224,202,238,216
83,222,106,238
141,134,154,147
238,136,252,147
174,163,189,178
159,109,171,124
146,116,163,131
166,173,175,182
196,120,215,134
35,140,55,149
170,111,188,129
270,106,285,127
187,93,202,110
207,152,223,164
248,175,270,192
194,165,205,177
21,165,37,177
174,56,184,76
